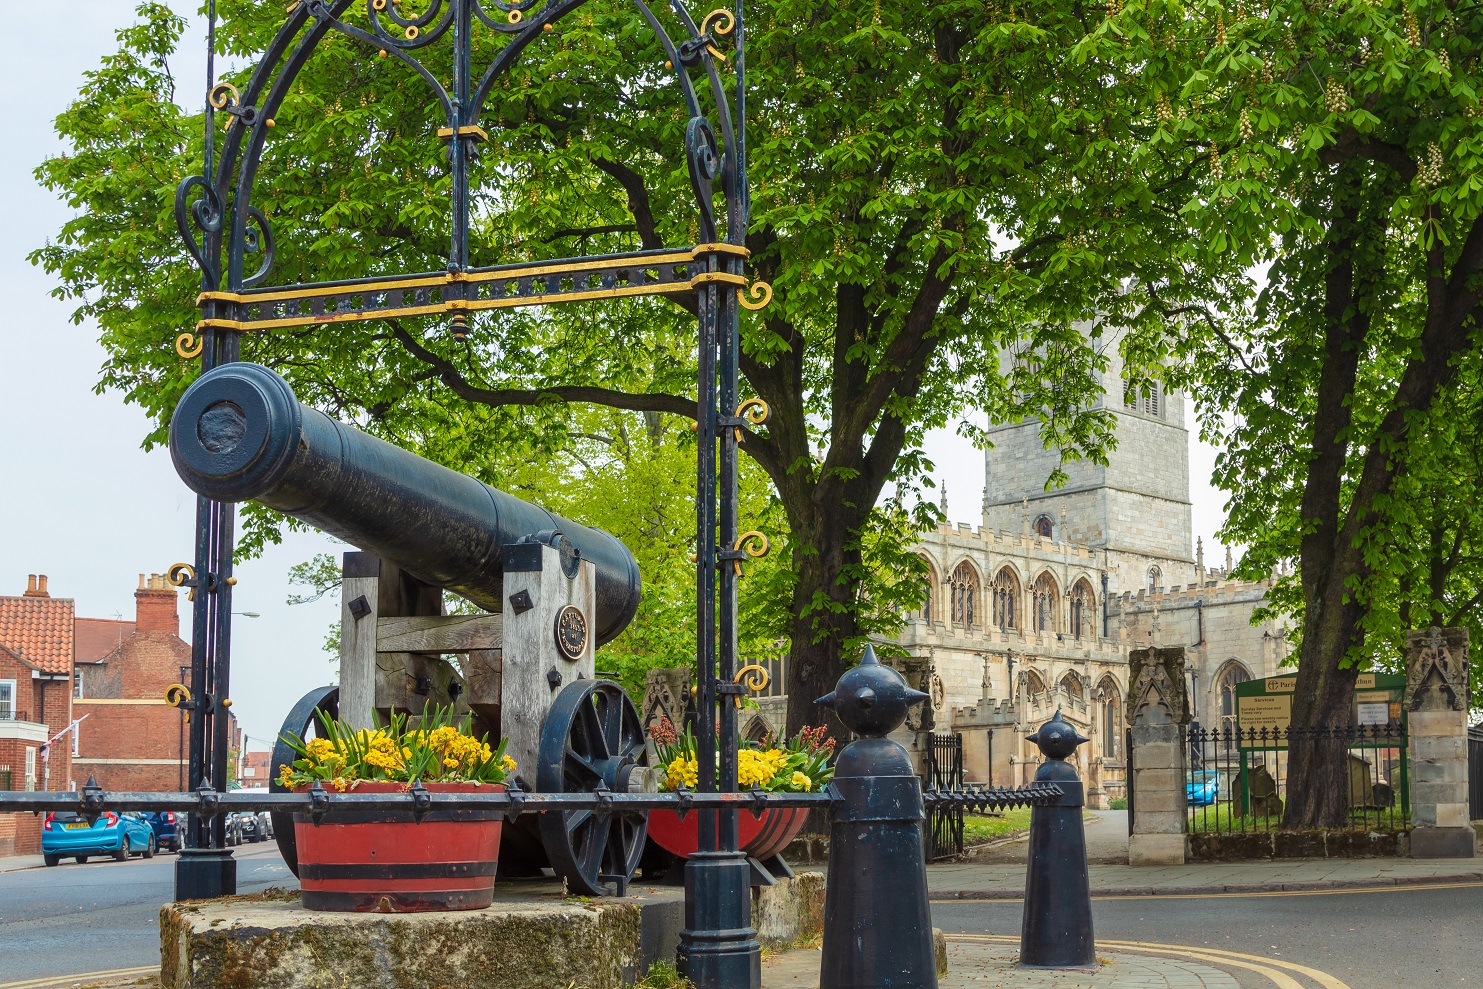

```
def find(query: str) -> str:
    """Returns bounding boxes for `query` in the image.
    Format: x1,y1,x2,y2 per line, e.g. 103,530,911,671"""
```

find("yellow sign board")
1355,674,1376,689
1264,677,1297,694
1238,693,1293,733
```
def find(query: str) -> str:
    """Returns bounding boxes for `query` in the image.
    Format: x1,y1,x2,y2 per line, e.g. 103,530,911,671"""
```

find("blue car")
1186,770,1221,807
142,811,181,852
42,810,156,866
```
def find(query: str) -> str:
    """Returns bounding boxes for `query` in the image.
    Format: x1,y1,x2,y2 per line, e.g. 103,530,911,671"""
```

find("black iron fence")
923,732,964,860
1185,723,1409,834
1468,726,1483,821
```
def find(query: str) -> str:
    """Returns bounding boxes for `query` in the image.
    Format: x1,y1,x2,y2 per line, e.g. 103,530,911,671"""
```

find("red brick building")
0,575,75,856
0,573,243,856
72,575,195,793
239,748,273,786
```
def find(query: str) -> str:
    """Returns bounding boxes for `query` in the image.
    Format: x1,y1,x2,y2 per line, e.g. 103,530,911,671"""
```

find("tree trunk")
782,502,862,742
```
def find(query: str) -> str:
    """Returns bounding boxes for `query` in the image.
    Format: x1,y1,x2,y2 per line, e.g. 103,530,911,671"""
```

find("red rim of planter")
293,780,503,912
647,804,809,860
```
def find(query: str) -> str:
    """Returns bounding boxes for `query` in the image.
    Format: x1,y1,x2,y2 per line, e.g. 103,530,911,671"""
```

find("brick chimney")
22,574,49,597
135,573,179,635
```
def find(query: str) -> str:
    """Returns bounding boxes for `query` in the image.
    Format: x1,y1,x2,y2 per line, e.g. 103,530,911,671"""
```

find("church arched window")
1023,669,1047,697
914,557,938,623
991,567,1020,630
1059,672,1084,702
1032,573,1060,633
1034,515,1053,539
948,561,980,629
1069,579,1096,640
1146,565,1161,593
1097,677,1122,757
1216,661,1252,730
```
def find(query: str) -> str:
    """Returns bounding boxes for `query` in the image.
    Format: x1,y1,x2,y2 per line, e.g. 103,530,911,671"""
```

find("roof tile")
0,595,76,675
75,617,135,664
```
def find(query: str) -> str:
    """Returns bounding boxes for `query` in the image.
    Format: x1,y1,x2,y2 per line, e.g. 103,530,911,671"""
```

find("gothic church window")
1034,515,1053,539
1097,677,1122,758
1059,672,1084,702
1032,573,1060,633
949,561,980,628
1023,670,1047,697
1069,579,1096,640
1147,565,1161,592
915,557,938,623
1216,661,1252,730
991,567,1020,630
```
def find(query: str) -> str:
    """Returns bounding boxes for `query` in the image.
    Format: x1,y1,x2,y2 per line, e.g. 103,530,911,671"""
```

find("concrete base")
161,873,826,989
1128,833,1186,866
1410,827,1476,859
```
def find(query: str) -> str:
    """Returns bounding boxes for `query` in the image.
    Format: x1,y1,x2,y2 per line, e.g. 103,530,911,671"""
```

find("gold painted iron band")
691,242,750,257
436,125,490,141
691,271,749,288
195,248,713,306
194,281,699,332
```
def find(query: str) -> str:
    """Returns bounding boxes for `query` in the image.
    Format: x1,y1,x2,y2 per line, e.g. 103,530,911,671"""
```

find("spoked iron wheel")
269,685,338,877
537,679,649,896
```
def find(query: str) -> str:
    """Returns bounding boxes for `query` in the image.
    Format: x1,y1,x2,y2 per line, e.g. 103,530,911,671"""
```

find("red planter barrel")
647,805,810,860
293,781,502,912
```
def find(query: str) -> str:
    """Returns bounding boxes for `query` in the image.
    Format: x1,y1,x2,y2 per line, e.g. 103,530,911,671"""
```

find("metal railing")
923,732,965,860
0,709,29,722
1185,723,1409,834
1468,726,1483,821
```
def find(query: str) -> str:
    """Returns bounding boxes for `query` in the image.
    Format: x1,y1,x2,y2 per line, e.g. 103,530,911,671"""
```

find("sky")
0,3,1232,757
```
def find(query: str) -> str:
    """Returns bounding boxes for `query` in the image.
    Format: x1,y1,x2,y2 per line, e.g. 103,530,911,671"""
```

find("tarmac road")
932,881,1483,988
0,841,293,984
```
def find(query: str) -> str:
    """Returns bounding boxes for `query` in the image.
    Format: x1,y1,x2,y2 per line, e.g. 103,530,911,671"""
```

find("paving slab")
763,938,1244,989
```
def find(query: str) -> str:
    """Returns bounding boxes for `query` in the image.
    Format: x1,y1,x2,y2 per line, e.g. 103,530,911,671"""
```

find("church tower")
980,328,1194,595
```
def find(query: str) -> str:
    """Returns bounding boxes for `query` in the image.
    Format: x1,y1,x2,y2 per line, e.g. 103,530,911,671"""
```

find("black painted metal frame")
153,0,766,954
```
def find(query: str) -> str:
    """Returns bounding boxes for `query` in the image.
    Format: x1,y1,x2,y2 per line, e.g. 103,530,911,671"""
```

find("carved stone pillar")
1127,646,1190,866
1406,628,1475,858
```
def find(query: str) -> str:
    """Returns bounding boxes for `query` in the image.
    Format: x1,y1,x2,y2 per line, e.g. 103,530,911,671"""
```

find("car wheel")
143,835,156,859
43,854,59,867
75,856,89,864
114,839,129,862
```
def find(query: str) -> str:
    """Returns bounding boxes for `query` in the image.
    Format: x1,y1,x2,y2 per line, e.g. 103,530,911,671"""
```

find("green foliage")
34,2,1224,726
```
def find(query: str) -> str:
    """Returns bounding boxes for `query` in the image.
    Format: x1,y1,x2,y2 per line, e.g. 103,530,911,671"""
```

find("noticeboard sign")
1233,672,1405,750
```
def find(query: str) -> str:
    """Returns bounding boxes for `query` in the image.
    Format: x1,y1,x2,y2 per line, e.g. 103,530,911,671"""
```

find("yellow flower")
791,772,811,792
500,754,517,773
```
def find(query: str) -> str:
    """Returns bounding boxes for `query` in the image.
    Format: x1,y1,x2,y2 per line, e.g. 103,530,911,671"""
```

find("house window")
1034,515,1053,539
73,669,84,700
24,747,36,791
0,680,14,720
72,721,80,757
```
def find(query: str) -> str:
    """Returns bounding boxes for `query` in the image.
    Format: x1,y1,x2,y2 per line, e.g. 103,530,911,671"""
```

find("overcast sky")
0,3,1232,757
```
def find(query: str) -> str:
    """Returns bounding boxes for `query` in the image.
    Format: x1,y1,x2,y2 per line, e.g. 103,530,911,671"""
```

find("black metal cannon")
170,363,649,896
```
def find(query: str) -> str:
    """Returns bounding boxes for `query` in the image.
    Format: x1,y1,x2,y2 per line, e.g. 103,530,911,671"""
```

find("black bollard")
1019,710,1095,969
816,645,937,989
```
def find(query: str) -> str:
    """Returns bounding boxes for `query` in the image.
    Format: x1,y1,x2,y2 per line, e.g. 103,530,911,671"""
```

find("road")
0,846,1478,988
0,842,293,984
933,882,1483,988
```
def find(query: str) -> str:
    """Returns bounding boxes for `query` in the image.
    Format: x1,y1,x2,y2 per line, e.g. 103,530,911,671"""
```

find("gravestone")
1127,646,1190,866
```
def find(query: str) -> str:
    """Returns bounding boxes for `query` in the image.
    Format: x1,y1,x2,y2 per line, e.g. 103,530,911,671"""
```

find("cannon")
170,363,649,896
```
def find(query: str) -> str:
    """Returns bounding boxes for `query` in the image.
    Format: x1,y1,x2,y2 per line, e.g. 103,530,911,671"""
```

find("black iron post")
1019,711,1094,969
816,645,937,989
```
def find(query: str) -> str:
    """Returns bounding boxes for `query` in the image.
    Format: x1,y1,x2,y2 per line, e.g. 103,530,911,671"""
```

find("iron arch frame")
170,7,766,975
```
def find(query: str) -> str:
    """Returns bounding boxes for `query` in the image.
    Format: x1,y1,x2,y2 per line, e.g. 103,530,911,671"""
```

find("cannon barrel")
169,363,641,645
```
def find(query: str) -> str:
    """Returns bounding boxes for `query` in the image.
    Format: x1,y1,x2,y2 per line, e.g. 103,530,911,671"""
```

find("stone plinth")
1406,628,1474,859
1127,647,1189,866
160,873,827,989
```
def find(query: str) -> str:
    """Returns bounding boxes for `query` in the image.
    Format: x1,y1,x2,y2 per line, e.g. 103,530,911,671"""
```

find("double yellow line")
0,966,157,989
950,933,1350,989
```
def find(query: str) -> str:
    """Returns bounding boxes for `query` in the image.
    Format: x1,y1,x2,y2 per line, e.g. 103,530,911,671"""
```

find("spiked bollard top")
815,644,930,738
1027,710,1089,761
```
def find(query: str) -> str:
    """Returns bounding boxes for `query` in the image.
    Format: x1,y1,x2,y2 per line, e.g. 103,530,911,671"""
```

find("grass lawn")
963,808,1035,845
1187,804,1409,833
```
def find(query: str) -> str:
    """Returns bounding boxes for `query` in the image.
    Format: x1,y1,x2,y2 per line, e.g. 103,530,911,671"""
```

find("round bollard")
1019,710,1095,969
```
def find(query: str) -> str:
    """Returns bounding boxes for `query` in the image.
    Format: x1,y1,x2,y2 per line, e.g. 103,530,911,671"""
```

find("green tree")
35,2,1213,737
1129,0,1483,824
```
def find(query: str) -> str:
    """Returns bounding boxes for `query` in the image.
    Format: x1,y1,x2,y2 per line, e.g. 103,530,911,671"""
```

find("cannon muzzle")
169,363,641,645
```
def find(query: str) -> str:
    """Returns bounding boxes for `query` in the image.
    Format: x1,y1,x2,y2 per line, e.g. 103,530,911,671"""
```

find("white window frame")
73,669,84,700
24,746,36,791
72,720,80,757
0,679,14,720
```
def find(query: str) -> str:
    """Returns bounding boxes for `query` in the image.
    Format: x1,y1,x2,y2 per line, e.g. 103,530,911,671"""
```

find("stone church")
887,345,1293,807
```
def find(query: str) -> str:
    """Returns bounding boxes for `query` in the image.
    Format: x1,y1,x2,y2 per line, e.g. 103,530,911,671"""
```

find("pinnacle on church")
1196,536,1204,569
940,483,948,514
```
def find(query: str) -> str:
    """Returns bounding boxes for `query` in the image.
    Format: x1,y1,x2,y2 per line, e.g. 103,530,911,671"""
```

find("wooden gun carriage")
170,362,651,895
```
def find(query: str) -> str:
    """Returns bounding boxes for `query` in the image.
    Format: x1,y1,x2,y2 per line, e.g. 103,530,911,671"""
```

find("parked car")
237,789,273,842
257,811,274,841
234,811,264,843
222,813,244,846
142,811,180,852
1186,770,1221,806
42,810,156,866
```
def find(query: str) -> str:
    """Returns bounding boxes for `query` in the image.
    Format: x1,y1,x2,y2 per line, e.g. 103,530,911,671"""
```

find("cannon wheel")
270,685,339,878
537,679,648,896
